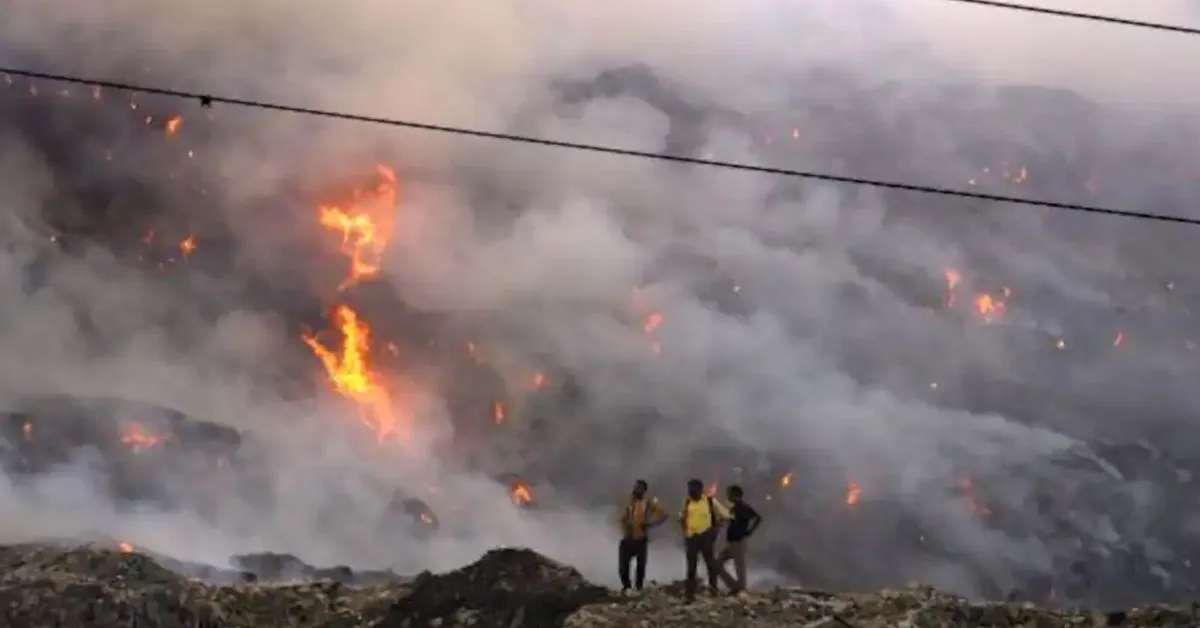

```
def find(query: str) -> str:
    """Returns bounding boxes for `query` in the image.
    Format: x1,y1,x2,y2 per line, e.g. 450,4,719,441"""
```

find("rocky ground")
0,543,1195,628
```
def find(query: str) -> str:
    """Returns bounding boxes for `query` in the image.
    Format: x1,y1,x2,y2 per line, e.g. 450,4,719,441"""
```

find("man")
717,484,762,594
679,478,730,602
618,479,667,594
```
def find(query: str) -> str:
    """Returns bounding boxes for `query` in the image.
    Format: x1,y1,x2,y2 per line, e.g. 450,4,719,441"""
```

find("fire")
317,164,399,290
179,235,196,257
509,480,534,506
779,472,794,488
118,542,134,554
121,423,165,452
531,371,547,389
973,293,1007,322
302,304,404,442
846,481,862,506
492,401,507,424
705,481,719,497
1113,331,1124,347
165,115,182,136
942,267,1010,323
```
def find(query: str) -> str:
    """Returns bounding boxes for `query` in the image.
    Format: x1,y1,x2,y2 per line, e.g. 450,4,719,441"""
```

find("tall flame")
303,305,405,442
318,164,399,290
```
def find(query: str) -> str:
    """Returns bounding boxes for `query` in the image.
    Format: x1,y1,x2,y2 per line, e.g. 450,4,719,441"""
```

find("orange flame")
779,472,794,488
179,235,196,257
1113,331,1124,347
118,542,134,554
846,481,862,506
492,401,507,424
317,164,399,290
303,305,404,442
510,480,534,506
705,481,719,497
165,115,182,136
121,423,166,452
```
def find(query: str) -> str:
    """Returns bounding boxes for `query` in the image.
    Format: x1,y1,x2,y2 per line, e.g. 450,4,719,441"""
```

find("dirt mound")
0,544,406,628
370,548,612,628
1,543,1197,627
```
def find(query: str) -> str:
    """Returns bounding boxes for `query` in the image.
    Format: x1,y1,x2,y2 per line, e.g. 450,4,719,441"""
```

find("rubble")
0,543,1196,628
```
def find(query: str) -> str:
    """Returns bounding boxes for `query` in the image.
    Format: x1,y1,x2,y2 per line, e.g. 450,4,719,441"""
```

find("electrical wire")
2,65,1198,227
946,0,1200,36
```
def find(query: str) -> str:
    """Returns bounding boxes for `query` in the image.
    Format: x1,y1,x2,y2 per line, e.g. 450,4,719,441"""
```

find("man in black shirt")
717,484,761,593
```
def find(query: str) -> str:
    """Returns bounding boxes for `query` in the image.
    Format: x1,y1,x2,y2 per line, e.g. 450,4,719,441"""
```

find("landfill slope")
0,543,1195,628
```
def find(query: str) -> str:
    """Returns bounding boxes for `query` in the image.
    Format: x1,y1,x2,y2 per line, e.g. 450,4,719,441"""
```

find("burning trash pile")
0,543,1196,628
11,61,1200,615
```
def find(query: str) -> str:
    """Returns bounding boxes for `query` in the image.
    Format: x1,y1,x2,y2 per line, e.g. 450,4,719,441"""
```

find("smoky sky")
0,0,1198,597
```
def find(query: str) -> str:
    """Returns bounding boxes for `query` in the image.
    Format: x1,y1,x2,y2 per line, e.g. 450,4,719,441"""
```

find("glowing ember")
165,115,182,136
317,164,399,290
780,472,794,488
846,481,862,506
509,480,534,506
973,293,1006,323
942,267,1010,323
303,304,404,442
121,423,166,452
179,235,196,257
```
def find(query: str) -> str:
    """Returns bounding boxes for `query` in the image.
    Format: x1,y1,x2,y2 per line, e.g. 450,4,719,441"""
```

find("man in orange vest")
617,479,667,595
679,478,730,602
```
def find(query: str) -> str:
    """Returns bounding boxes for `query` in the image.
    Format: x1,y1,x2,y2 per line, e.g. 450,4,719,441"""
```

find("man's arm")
712,498,732,523
745,504,763,535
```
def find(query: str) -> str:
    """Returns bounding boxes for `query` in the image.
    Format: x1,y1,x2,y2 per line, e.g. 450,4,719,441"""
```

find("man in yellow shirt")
679,478,730,601
617,479,667,594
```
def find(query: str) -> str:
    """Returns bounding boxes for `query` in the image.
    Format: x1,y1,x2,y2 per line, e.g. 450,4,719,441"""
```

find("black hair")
687,478,703,489
634,479,648,489
727,484,744,498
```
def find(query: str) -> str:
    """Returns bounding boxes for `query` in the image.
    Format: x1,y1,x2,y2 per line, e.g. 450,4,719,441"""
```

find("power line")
2,65,1198,228
946,0,1200,36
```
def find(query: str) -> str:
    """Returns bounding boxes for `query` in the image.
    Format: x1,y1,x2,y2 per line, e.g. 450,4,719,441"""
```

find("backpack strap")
707,496,717,528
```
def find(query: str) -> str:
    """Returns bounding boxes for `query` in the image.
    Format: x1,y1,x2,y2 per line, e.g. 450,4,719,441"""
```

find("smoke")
0,0,1198,599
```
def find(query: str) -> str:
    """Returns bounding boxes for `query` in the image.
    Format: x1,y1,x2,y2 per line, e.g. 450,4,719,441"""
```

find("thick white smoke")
0,0,1196,596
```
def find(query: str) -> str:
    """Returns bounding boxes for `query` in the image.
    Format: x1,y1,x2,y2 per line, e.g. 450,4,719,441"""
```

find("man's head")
727,484,744,503
687,478,704,499
632,479,648,498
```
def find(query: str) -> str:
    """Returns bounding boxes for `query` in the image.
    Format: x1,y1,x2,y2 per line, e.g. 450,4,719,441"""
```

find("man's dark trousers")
684,529,719,599
618,538,648,590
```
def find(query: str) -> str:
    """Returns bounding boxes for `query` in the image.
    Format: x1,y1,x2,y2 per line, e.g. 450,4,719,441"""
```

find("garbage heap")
0,543,1194,628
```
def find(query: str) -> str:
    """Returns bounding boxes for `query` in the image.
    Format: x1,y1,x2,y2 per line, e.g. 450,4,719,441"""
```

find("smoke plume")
0,0,1198,600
